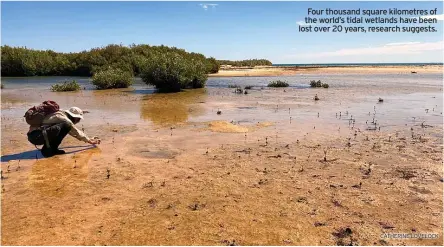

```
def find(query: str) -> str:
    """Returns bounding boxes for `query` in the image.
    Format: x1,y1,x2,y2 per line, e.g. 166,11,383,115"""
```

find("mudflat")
1,72,443,245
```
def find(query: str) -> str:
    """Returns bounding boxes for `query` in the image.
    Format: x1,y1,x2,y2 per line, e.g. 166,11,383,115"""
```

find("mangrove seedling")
323,148,329,162
106,168,110,179
314,94,319,101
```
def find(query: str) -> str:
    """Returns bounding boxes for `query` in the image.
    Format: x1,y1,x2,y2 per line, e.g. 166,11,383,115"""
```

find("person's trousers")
28,122,72,151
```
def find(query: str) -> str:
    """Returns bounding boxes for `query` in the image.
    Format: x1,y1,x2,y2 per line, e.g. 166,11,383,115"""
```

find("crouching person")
27,106,100,157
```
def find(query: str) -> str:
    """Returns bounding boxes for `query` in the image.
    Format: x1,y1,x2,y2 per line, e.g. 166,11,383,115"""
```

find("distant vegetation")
218,59,272,67
51,80,81,92
310,80,329,88
1,44,220,77
268,80,289,87
92,68,133,89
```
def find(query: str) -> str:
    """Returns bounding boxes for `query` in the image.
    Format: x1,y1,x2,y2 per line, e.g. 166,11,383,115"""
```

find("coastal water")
2,73,443,144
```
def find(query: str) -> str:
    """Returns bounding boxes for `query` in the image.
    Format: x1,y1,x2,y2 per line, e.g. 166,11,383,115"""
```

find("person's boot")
53,149,66,155
41,145,54,158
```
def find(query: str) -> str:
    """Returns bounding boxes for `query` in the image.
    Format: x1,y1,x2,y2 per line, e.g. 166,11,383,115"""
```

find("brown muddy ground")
1,74,443,245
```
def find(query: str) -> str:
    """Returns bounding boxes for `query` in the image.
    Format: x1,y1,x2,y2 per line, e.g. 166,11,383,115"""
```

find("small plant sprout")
323,148,329,162
289,108,291,114
365,136,369,141
265,137,268,145
7,165,10,173
314,94,319,101
336,113,337,118
290,117,292,123
317,112,319,118
74,159,77,168
339,112,342,117
106,168,110,179
206,148,209,155
299,165,304,172
425,109,429,113
1,170,4,180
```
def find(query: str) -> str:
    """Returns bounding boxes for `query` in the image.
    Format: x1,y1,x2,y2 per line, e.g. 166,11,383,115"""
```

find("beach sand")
1,71,443,245
209,65,443,77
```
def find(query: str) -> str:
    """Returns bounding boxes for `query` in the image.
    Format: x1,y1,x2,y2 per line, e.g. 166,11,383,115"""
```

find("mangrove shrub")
51,80,81,92
92,68,133,89
310,80,329,88
268,80,289,87
140,53,208,92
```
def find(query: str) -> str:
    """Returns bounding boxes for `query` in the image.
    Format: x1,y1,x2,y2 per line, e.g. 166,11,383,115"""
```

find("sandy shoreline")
209,65,443,77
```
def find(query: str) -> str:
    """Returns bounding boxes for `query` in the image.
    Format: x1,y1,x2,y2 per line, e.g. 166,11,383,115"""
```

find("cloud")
385,42,421,46
288,41,444,59
296,21,311,26
200,3,218,10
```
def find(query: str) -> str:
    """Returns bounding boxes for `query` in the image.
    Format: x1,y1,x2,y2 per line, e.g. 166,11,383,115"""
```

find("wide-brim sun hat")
65,107,84,119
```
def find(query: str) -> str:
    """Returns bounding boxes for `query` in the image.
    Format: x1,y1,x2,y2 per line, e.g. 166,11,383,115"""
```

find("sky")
1,1,443,64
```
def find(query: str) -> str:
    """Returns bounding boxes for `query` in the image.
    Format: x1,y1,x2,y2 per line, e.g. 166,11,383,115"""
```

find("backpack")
24,100,60,127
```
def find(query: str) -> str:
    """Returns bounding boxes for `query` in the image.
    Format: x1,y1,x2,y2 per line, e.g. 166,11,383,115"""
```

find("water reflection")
140,89,208,126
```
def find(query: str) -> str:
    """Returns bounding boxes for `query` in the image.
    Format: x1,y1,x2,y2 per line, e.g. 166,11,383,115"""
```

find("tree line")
1,44,220,77
217,59,272,67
